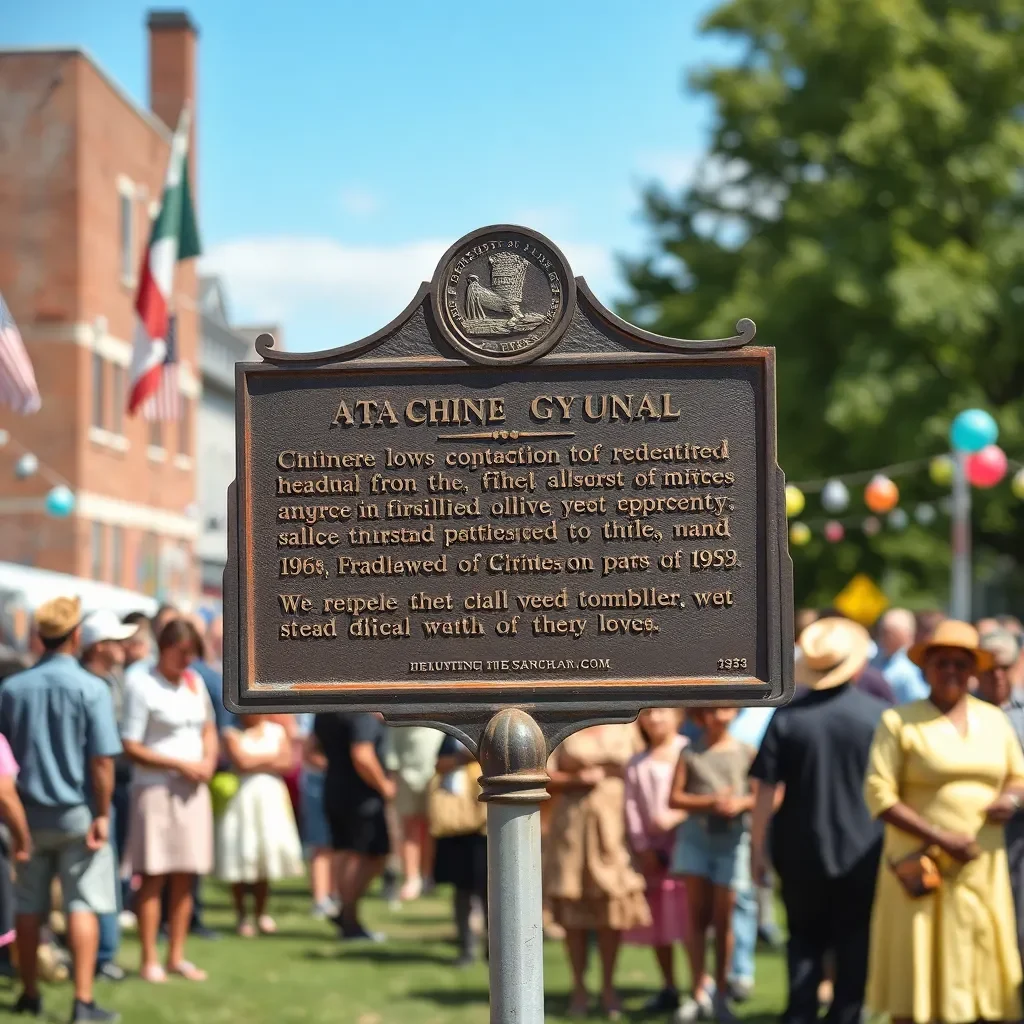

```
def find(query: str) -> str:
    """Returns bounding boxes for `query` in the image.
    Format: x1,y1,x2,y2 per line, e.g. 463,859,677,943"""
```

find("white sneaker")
675,989,714,1023
311,898,339,920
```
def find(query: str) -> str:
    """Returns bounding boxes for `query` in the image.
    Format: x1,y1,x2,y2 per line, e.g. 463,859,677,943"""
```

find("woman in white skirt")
217,716,304,936
121,619,217,983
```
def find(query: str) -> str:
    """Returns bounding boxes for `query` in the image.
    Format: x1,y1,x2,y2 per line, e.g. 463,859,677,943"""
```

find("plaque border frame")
223,225,794,747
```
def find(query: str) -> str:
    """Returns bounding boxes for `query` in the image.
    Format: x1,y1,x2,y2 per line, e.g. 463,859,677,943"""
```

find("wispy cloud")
633,150,702,191
337,185,382,217
200,235,618,350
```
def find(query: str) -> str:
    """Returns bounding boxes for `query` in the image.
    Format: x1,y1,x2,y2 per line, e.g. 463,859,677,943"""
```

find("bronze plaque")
224,225,793,723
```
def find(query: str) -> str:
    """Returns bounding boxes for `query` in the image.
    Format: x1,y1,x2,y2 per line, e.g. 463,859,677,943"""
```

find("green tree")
624,0,1024,609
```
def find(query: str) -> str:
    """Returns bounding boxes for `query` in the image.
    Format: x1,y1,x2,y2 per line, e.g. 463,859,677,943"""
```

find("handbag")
427,761,487,839
888,845,942,898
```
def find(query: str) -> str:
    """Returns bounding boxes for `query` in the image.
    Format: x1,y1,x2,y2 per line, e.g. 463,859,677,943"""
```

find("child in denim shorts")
669,708,755,1023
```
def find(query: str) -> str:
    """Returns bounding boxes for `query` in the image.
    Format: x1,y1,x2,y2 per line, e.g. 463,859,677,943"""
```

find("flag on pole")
140,313,181,421
0,291,41,415
127,105,200,416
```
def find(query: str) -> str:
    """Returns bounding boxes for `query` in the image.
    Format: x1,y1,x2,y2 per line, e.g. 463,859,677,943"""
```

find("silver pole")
478,708,550,1024
487,802,544,1023
950,451,972,620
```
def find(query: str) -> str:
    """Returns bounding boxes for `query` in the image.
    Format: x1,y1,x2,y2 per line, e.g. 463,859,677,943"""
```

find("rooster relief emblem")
462,252,550,337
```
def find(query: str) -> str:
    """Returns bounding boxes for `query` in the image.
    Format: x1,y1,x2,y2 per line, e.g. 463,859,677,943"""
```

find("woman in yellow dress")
864,620,1024,1024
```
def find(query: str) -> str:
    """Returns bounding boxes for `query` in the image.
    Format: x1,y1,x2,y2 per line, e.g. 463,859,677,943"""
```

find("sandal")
399,877,423,902
567,991,590,1018
236,920,256,939
140,964,166,984
600,991,623,1021
256,915,277,935
168,960,207,982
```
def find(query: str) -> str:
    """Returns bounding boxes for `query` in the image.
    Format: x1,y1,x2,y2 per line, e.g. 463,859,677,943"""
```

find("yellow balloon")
1013,468,1024,501
786,485,805,518
929,455,954,487
790,522,811,547
209,772,240,818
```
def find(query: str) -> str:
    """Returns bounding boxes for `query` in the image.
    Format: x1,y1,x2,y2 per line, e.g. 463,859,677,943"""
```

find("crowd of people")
536,607,1024,1024
0,596,1024,1024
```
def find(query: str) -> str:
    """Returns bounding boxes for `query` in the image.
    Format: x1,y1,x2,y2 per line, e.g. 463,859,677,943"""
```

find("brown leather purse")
889,845,942,898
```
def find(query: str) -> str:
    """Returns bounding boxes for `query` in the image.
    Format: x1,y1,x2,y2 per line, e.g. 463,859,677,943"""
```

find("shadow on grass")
407,985,665,1016
301,946,460,966
408,987,489,1007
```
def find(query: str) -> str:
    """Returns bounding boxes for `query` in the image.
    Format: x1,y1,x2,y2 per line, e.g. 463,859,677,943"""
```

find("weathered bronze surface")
224,224,793,735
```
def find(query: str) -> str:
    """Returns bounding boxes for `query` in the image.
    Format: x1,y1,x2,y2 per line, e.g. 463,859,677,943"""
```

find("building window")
91,353,106,429
179,397,191,455
119,189,134,281
111,365,124,435
111,526,123,586
91,522,106,581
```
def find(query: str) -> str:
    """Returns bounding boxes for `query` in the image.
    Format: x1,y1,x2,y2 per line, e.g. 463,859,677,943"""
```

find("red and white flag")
127,106,200,417
0,291,41,415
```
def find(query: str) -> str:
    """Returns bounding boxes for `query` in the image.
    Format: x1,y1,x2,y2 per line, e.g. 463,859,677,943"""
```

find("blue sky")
7,1,734,351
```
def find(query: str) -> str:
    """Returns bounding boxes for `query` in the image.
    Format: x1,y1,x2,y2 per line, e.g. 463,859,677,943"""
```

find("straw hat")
795,617,871,691
909,619,994,672
34,596,82,641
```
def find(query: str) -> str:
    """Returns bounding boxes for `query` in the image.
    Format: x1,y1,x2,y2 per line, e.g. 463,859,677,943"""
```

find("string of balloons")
0,429,76,518
786,409,1021,547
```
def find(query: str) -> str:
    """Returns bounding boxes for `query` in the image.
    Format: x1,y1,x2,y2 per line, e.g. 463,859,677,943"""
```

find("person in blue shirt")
0,596,122,1024
871,609,928,704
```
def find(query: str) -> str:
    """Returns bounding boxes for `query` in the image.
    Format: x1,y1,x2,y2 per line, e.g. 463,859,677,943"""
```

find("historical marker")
223,224,794,724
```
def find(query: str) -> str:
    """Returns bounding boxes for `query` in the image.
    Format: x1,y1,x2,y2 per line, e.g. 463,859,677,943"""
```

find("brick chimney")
147,9,198,177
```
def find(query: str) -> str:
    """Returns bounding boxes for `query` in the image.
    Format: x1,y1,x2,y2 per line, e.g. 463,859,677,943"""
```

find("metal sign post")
950,451,972,620
478,709,549,1024
223,223,794,1023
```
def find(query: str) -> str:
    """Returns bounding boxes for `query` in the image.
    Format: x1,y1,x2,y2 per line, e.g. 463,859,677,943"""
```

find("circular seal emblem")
432,225,576,365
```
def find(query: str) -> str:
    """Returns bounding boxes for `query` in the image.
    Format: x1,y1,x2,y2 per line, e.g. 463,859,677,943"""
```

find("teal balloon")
44,485,75,518
950,409,998,453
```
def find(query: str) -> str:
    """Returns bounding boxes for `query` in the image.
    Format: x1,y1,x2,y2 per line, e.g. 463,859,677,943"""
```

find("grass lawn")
0,880,786,1023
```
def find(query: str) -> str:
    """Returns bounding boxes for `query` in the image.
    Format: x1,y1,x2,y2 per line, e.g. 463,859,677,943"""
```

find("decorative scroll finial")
254,332,277,359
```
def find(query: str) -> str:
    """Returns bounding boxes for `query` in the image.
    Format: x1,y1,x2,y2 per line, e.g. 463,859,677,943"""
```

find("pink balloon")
824,520,845,543
965,444,1008,488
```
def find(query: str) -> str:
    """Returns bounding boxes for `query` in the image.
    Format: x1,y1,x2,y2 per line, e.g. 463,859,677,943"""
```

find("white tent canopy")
0,561,156,649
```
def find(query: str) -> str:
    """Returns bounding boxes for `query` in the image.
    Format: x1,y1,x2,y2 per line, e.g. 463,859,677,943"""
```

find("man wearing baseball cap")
79,611,139,985
976,628,1024,967
0,597,122,1022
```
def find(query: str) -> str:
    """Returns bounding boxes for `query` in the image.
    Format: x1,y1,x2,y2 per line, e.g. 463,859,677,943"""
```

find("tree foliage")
624,0,1024,608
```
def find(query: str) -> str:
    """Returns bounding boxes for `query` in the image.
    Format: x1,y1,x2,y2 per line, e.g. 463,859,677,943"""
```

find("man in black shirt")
750,617,886,1024
313,712,395,940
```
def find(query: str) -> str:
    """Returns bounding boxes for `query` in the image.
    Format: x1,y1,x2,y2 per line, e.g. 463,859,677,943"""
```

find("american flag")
0,291,41,415
140,313,181,421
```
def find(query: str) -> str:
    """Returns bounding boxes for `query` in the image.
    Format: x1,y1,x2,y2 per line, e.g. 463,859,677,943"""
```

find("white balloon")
887,508,909,531
14,453,38,479
915,503,936,525
821,478,850,513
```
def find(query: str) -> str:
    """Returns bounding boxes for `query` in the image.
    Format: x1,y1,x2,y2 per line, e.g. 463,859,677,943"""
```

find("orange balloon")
864,474,899,514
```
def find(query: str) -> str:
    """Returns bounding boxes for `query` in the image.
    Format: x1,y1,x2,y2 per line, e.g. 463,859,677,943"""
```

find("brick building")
0,11,202,602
